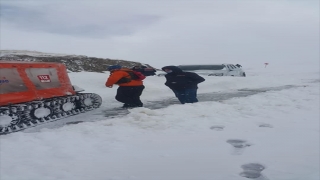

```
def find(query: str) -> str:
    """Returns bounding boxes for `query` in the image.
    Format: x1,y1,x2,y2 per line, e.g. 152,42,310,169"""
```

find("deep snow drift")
0,63,319,180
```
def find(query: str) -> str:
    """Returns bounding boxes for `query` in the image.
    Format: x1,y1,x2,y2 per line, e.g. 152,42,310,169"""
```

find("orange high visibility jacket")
105,69,143,87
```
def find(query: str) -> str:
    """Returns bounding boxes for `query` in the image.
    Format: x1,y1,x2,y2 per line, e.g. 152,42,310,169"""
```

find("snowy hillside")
0,63,319,180
0,50,79,57
0,50,152,72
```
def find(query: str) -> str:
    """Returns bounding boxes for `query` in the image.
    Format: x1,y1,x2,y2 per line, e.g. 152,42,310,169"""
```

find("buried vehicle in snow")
0,61,102,135
177,64,246,77
156,64,246,77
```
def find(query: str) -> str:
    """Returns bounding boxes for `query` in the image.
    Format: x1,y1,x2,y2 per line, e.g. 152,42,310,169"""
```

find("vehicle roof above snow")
178,64,243,70
176,64,246,77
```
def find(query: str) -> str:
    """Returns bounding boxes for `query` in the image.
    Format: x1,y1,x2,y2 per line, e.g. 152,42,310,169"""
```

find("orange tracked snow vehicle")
0,61,102,134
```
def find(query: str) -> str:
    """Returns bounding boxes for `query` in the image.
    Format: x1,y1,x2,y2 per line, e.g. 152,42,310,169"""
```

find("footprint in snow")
226,139,252,155
227,139,251,148
210,125,225,131
259,123,273,128
239,163,268,179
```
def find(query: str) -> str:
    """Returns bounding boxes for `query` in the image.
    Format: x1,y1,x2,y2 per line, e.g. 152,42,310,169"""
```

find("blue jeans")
172,88,199,104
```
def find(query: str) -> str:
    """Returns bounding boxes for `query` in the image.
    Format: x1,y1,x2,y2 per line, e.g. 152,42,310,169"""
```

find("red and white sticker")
37,75,51,83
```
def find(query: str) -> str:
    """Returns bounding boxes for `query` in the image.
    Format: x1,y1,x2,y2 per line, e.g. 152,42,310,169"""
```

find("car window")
230,65,237,69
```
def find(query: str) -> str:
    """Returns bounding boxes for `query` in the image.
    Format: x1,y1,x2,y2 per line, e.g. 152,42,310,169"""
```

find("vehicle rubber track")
0,93,102,135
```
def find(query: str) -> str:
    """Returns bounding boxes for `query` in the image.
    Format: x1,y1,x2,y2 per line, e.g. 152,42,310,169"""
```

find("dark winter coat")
161,66,205,90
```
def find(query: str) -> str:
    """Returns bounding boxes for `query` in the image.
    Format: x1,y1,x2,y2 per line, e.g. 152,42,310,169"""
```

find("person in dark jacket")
106,65,145,108
161,66,205,104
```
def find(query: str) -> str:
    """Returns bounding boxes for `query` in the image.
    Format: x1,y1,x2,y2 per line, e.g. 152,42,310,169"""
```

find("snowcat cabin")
0,61,76,106
0,61,102,135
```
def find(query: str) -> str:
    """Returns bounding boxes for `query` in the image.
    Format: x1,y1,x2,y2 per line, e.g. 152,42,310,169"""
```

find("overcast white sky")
1,0,319,68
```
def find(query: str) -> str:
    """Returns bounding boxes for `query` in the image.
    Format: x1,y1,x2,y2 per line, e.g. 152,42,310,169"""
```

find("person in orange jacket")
105,65,145,108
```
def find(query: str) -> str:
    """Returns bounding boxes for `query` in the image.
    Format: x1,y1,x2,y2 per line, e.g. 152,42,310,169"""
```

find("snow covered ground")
0,63,319,180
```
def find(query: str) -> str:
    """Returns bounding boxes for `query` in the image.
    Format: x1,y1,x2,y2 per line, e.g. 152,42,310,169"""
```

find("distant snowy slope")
0,50,154,72
0,50,77,57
